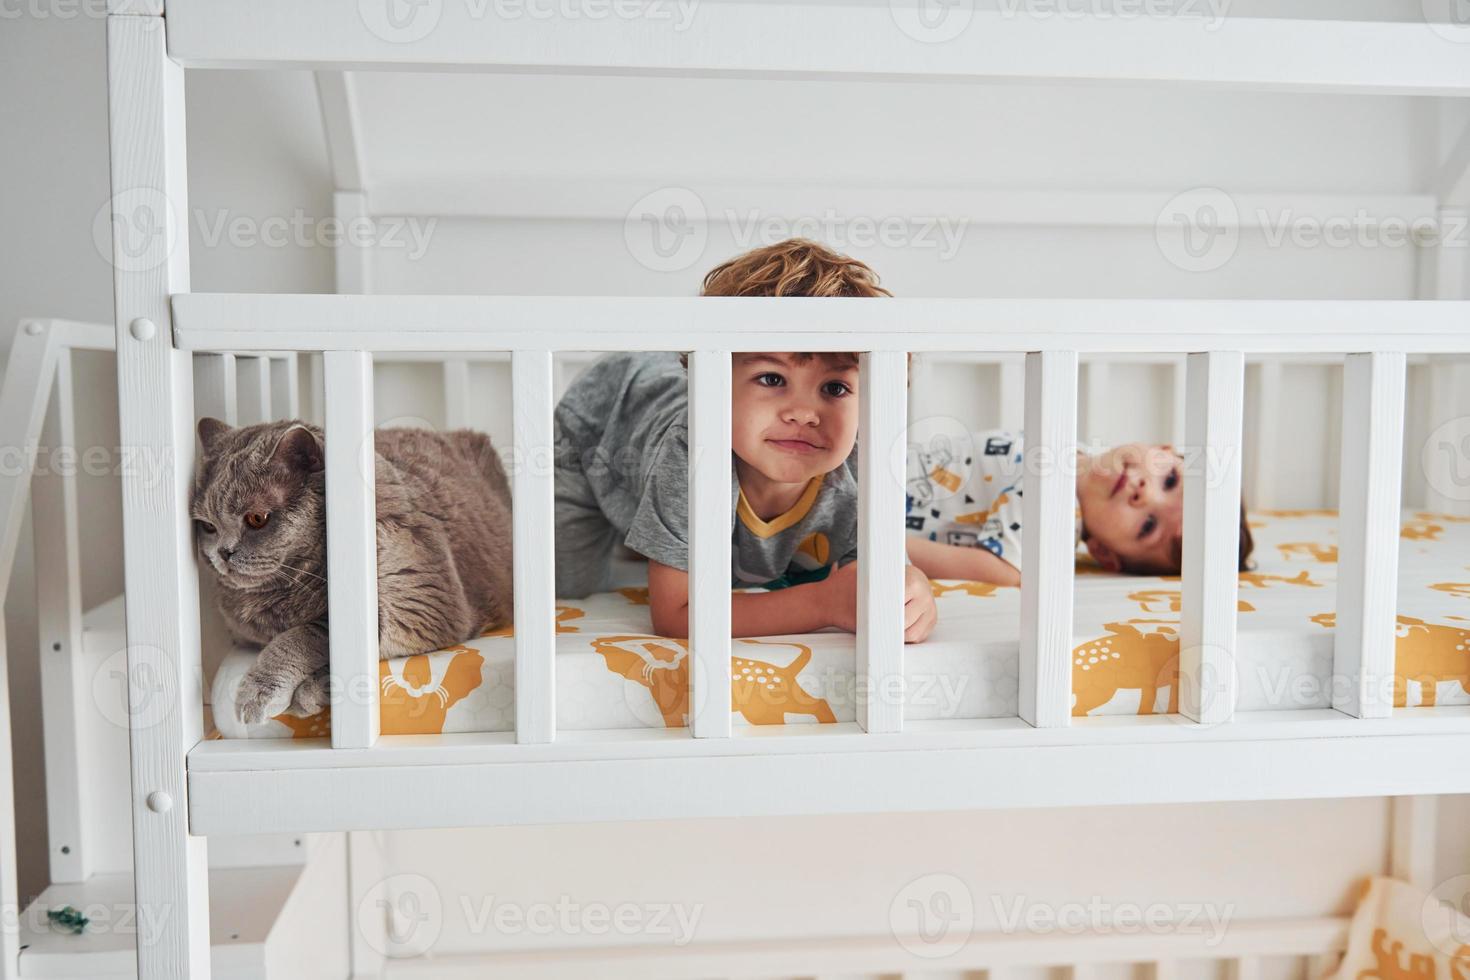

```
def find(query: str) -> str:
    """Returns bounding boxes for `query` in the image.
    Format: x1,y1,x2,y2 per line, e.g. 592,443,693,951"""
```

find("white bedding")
209,509,1470,738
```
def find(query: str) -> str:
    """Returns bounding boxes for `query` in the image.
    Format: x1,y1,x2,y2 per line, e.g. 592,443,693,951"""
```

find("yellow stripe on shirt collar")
737,476,824,539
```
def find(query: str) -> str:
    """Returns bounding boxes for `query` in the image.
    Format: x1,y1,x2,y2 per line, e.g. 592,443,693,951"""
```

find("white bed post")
687,350,732,738
324,351,381,748
106,10,212,979
0,320,61,978
856,350,907,734
1019,350,1077,728
1334,352,1405,718
33,347,92,884
512,350,556,743
1180,352,1244,725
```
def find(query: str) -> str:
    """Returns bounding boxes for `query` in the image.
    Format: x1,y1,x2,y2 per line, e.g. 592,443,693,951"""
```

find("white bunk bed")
6,2,1467,978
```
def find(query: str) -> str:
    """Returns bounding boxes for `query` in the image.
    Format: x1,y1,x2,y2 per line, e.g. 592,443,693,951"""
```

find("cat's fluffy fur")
192,419,513,724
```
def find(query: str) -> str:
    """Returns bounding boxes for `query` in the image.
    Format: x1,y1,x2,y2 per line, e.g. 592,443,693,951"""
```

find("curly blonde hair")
687,239,889,370
700,238,891,299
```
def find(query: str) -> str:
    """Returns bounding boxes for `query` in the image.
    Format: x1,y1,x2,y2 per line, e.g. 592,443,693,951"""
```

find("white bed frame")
9,3,1465,977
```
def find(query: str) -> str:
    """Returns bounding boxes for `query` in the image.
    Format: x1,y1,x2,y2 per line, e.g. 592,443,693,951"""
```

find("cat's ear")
271,425,324,474
198,417,231,453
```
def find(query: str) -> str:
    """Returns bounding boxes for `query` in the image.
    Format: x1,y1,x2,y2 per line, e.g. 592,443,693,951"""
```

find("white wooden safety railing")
157,293,1470,752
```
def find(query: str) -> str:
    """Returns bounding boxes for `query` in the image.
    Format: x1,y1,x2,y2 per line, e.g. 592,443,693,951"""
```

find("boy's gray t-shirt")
554,352,859,593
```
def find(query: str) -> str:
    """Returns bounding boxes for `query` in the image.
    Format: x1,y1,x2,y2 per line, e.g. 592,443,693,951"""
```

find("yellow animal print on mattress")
1071,621,1180,717
617,586,650,605
379,645,486,734
1278,542,1338,563
932,580,1002,598
588,634,836,727
1127,589,1254,614
1430,582,1470,600
1401,519,1443,541
479,605,585,637
272,643,487,738
1416,511,1470,523
1364,927,1436,980
1310,613,1470,707
1239,569,1321,589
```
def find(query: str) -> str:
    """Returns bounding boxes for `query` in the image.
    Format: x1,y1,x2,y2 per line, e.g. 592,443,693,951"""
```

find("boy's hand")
903,565,938,644
818,561,938,643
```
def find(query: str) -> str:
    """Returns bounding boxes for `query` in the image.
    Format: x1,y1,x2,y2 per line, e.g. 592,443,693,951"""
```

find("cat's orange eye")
244,511,270,530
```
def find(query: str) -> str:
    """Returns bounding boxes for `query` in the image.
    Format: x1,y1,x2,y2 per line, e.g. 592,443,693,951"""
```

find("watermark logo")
1422,874,1470,957
359,874,443,957
890,0,974,43
1169,644,1237,728
729,209,969,260
1423,416,1470,502
460,895,703,943
889,872,975,958
92,646,180,732
1422,0,1470,44
360,0,443,42
994,895,1234,944
93,188,179,275
1155,186,1238,273
624,187,708,273
996,0,1230,30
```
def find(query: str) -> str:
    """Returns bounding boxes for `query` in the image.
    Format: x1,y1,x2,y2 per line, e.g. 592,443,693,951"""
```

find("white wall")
4,11,1470,970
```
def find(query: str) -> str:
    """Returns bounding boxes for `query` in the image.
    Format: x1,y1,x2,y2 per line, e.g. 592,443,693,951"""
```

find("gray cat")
191,419,514,724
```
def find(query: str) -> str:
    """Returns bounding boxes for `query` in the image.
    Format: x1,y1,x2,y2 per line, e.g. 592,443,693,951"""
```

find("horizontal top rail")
163,2,1470,96
172,294,1470,354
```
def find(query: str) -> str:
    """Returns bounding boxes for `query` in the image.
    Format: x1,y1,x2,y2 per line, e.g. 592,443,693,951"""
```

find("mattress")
209,509,1470,738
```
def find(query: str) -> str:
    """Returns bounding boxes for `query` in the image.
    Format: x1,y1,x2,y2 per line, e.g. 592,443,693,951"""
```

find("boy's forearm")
729,583,830,637
905,536,1021,587
649,560,832,638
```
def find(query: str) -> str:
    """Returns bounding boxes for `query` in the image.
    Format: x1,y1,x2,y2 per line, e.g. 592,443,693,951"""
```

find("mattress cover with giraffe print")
209,508,1470,739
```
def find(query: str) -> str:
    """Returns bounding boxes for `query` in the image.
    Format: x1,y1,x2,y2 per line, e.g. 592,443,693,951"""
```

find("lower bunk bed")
207,508,1470,740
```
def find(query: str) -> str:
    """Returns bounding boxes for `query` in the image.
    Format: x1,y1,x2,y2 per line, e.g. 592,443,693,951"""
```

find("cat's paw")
236,671,296,725
285,674,331,718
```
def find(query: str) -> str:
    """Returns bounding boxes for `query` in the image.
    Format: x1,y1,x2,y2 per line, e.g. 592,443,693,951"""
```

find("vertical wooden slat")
1251,360,1283,509
512,350,556,744
1019,350,1077,728
237,354,272,424
0,321,55,980
107,13,211,978
998,357,1025,433
0,322,58,601
33,349,91,884
324,351,380,748
857,350,907,734
271,353,300,420
1083,359,1110,448
687,350,732,738
1390,795,1437,890
1180,351,1244,725
1225,955,1260,980
443,359,471,430
192,352,237,425
1335,352,1405,718
1171,356,1189,450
